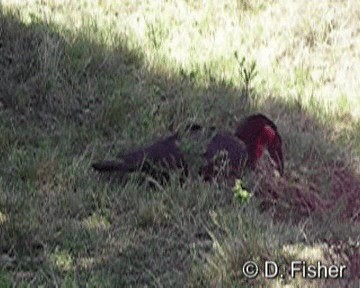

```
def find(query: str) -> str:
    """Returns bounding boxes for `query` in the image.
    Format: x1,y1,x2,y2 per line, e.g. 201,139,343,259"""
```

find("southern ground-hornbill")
92,133,188,183
91,114,284,183
202,114,284,182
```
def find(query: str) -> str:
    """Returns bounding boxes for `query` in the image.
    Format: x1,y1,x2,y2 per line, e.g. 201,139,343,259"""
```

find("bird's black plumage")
92,134,187,182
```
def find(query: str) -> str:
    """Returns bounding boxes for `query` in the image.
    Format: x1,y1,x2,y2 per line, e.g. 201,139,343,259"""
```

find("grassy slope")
0,1,359,287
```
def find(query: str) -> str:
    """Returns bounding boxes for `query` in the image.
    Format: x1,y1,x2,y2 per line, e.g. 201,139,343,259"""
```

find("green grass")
1,1,360,287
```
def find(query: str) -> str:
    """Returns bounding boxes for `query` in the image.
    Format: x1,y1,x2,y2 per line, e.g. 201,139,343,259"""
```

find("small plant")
232,179,251,204
235,52,258,95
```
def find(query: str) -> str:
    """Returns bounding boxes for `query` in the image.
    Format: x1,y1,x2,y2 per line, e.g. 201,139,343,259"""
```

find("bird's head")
235,114,284,175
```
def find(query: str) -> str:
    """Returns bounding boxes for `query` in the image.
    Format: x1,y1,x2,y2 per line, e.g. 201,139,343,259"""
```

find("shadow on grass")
0,7,359,286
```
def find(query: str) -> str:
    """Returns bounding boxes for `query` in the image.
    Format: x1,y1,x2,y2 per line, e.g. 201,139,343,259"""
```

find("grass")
0,0,359,287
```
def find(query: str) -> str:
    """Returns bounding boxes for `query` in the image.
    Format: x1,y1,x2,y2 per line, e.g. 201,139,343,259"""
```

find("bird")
92,114,284,184
201,132,249,182
235,114,283,174
92,133,188,183
201,114,284,182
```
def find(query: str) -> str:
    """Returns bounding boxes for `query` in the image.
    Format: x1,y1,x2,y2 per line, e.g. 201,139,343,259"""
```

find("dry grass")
0,1,359,287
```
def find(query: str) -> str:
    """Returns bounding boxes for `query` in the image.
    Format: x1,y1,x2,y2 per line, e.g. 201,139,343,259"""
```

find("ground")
0,1,359,287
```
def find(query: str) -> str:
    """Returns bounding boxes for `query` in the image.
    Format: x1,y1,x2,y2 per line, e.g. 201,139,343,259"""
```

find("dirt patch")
327,162,360,222
254,160,360,281
254,160,360,222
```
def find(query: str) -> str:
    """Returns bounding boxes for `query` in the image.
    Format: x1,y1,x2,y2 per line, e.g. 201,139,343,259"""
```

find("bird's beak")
268,139,284,176
261,125,284,176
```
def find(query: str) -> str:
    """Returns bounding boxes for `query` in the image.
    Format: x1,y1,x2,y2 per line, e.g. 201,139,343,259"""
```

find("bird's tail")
92,160,129,173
